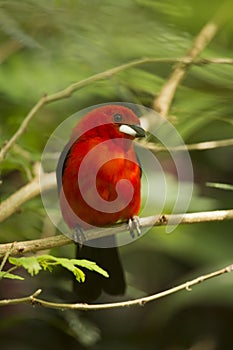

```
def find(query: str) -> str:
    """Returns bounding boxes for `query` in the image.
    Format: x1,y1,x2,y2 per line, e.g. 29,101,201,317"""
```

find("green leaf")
8,254,109,283
71,259,109,278
9,256,42,276
53,257,86,283
0,271,24,280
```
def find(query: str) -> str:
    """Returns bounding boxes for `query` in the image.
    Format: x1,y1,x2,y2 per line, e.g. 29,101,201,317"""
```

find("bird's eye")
113,114,123,123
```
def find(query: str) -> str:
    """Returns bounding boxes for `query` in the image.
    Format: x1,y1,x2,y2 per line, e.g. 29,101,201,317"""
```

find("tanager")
56,105,145,301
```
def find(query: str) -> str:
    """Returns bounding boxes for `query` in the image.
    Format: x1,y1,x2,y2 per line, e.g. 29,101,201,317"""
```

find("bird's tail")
74,236,126,302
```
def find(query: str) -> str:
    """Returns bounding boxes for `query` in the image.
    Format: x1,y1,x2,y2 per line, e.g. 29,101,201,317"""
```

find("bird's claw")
128,216,141,239
72,225,86,248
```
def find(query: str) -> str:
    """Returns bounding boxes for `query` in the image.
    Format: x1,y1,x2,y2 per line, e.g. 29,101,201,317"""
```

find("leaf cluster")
0,254,108,282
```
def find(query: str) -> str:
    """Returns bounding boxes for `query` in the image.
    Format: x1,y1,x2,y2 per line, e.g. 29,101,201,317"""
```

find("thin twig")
138,138,233,152
196,58,233,65
153,2,231,117
0,209,232,257
1,55,233,163
0,264,232,310
176,138,233,151
0,243,15,272
0,57,163,163
0,98,46,163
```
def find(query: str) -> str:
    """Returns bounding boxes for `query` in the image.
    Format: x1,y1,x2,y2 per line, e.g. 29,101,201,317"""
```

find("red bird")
56,105,145,301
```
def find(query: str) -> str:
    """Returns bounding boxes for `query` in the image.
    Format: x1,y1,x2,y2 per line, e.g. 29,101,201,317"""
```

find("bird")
56,104,145,302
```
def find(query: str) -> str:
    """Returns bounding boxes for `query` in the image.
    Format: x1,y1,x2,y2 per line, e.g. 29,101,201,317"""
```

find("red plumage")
57,105,145,301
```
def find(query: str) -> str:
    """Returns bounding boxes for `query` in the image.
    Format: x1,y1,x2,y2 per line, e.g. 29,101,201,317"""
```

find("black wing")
56,141,72,194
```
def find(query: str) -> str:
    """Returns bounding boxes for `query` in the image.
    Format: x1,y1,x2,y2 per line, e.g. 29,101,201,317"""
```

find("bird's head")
71,105,145,142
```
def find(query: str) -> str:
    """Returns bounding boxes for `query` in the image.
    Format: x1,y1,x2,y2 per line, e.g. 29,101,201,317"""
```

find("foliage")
0,0,233,349
5,255,108,282
0,270,24,280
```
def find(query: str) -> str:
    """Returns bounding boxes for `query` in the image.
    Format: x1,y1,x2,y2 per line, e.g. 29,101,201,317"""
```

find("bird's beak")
119,124,146,138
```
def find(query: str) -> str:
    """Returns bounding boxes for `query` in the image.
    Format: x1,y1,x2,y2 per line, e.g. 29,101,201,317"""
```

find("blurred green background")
0,0,233,349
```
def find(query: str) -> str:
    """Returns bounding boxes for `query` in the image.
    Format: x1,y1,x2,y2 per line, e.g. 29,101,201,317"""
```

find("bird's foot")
72,225,86,248
128,216,141,239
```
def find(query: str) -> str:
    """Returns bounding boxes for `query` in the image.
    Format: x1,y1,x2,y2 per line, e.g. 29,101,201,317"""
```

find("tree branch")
153,2,231,117
0,209,233,256
0,57,167,163
1,55,233,163
0,165,55,224
138,138,233,152
1,263,232,310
